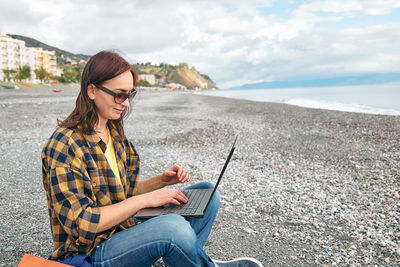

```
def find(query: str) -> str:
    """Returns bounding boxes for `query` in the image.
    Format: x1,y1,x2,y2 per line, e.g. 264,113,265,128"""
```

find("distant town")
0,31,68,83
0,31,217,90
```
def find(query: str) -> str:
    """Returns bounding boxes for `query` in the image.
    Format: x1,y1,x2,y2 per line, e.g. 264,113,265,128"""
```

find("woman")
42,50,262,267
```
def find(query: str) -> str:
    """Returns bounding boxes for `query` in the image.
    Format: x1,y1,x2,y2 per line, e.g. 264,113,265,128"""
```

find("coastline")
197,83,400,116
0,88,399,266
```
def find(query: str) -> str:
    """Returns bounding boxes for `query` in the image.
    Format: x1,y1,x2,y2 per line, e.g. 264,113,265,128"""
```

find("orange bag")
18,254,73,267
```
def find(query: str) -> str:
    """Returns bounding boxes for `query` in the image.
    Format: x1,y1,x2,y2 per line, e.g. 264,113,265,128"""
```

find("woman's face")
88,70,134,123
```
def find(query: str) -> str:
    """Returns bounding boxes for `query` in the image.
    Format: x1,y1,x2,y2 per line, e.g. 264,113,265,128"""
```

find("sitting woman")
42,50,262,267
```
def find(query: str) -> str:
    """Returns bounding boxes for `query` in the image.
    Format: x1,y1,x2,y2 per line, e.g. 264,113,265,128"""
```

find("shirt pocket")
86,167,101,188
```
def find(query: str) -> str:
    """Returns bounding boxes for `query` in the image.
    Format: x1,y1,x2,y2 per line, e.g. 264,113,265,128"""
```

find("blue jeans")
90,182,220,267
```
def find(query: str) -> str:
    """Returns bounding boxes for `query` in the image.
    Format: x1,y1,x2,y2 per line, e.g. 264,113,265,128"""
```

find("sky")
1,0,400,89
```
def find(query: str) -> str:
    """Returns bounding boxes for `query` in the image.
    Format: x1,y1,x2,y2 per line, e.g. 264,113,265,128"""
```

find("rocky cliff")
135,62,218,90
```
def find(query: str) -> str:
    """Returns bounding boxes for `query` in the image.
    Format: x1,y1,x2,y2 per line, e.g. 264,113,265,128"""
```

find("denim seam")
93,240,203,267
165,241,204,267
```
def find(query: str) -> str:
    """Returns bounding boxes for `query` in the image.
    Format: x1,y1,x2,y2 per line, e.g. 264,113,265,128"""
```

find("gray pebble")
1,88,400,266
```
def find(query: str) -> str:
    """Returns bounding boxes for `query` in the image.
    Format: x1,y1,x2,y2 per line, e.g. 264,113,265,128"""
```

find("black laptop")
135,135,239,219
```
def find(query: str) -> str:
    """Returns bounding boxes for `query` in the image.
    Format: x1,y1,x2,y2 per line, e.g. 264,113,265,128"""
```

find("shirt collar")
82,128,101,149
108,121,122,141
79,121,122,149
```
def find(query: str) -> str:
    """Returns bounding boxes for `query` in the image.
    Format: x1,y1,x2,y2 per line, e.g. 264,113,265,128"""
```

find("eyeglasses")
94,84,137,104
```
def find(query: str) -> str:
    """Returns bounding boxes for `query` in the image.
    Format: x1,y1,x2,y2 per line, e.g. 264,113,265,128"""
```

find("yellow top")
104,127,122,185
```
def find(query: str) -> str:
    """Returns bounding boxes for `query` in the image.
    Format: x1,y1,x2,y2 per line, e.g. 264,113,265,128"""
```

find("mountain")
135,62,218,90
8,34,217,89
230,73,400,90
8,34,90,62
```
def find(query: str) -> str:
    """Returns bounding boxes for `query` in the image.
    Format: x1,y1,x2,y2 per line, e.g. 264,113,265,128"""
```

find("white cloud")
299,0,400,15
0,0,399,88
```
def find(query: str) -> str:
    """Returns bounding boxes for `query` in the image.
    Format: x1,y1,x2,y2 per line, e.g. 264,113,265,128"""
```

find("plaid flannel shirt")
41,122,140,260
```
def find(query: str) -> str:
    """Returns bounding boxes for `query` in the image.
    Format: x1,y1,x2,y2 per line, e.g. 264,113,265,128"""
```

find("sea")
197,82,400,116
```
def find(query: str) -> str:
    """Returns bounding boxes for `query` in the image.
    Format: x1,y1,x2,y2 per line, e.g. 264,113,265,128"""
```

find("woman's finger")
184,172,190,182
175,190,188,203
179,170,186,181
169,197,181,205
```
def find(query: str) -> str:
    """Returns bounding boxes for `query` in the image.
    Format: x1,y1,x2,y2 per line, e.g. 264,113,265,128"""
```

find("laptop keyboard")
162,190,203,215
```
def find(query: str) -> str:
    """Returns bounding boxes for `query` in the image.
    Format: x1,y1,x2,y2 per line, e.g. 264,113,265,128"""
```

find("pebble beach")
0,85,399,266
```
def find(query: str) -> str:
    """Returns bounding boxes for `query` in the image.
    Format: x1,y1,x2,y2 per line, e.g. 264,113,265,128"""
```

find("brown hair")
59,50,138,140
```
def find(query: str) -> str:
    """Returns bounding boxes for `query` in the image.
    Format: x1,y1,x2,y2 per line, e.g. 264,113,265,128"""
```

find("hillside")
230,73,400,90
135,62,217,90
8,34,90,62
8,34,218,89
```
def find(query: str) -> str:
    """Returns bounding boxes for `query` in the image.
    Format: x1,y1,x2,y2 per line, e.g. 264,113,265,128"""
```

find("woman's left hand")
161,165,191,186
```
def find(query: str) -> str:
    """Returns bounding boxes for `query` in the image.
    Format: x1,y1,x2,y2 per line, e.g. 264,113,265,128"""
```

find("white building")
0,31,58,82
166,82,187,90
0,31,26,81
138,74,156,85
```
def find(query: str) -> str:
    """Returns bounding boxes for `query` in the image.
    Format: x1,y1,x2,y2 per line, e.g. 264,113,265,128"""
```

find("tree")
49,74,60,82
16,65,31,81
34,67,50,82
59,66,80,83
139,79,151,87
73,64,82,81
179,62,189,69
2,69,17,82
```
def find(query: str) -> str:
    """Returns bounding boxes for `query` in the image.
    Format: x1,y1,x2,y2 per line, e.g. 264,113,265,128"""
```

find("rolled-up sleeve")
125,141,140,198
50,165,100,245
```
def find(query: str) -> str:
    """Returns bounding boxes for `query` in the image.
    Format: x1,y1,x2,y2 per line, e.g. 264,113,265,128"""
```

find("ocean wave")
196,85,400,116
284,98,400,116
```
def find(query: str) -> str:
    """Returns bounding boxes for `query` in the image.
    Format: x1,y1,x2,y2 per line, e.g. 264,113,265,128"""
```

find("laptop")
135,134,239,219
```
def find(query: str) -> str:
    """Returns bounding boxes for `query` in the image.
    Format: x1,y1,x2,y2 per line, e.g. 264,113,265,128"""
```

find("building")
40,49,57,74
166,82,187,90
138,74,156,85
0,31,26,81
0,31,58,82
24,47,60,82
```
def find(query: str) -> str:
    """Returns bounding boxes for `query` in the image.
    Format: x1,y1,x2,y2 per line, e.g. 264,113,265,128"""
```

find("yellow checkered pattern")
42,122,140,260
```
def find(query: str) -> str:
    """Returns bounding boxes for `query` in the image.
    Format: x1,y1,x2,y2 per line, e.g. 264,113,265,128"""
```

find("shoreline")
0,89,399,266
2,82,399,116
196,83,400,116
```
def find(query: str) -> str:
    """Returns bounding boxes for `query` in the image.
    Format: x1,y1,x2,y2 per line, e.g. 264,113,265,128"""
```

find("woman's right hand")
141,188,188,208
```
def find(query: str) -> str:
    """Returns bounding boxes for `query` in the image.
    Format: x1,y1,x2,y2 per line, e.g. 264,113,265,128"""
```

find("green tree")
139,79,151,87
16,65,31,81
160,62,172,69
73,65,82,82
34,67,50,82
59,66,80,83
179,62,189,69
56,56,68,66
49,74,60,82
2,69,17,82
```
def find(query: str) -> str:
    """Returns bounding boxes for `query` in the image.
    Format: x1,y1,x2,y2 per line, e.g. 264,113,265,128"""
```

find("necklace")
96,128,107,134
95,125,108,134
